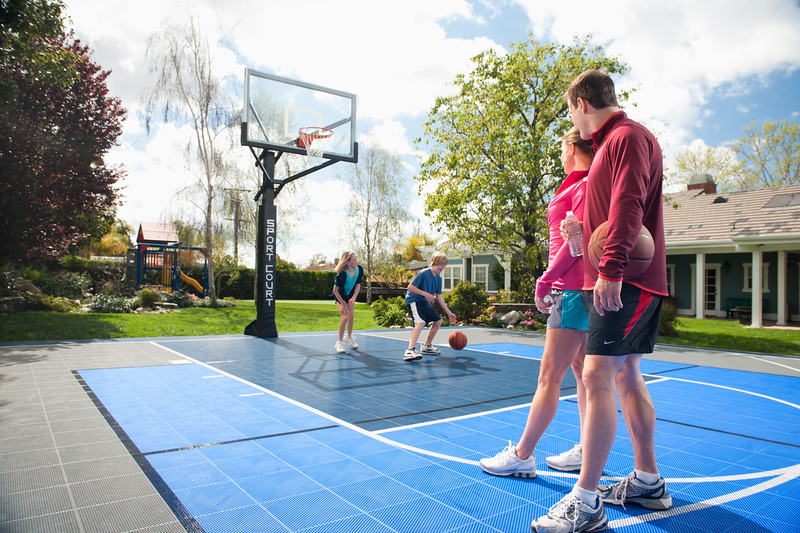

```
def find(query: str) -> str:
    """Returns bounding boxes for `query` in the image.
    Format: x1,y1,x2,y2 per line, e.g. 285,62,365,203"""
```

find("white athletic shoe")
531,494,607,533
479,441,536,478
546,444,583,472
419,344,440,355
345,336,358,349
335,341,346,353
403,348,422,361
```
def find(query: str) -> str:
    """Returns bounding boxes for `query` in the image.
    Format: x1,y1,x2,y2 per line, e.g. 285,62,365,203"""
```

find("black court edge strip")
142,425,339,456
73,370,206,533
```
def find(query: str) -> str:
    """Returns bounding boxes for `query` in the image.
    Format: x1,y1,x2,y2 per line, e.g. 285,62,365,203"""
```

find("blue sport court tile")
195,505,290,533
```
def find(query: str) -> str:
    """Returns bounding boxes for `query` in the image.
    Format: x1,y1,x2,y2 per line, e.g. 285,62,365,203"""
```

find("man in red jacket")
532,70,672,533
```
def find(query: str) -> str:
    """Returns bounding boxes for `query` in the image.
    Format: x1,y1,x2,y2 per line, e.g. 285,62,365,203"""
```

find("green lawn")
658,317,799,356
0,301,797,356
0,300,381,342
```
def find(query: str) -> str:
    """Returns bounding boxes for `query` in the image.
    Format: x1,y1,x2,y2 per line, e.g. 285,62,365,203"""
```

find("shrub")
135,288,163,309
442,281,487,323
659,296,679,337
372,296,409,327
516,308,547,331
193,297,237,308
493,289,524,303
38,271,93,299
89,294,135,313
25,294,81,312
164,290,193,308
474,305,503,328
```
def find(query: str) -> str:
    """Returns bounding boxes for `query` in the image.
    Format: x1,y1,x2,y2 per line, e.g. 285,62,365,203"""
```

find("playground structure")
130,222,209,297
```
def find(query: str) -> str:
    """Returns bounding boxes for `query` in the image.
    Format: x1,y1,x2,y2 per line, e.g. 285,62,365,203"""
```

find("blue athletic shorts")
546,290,589,331
407,301,442,325
582,283,663,356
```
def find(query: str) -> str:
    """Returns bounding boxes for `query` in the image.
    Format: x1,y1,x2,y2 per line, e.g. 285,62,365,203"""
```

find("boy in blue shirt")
404,252,457,361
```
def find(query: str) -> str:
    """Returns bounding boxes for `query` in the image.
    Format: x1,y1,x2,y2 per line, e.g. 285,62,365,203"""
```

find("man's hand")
593,278,623,316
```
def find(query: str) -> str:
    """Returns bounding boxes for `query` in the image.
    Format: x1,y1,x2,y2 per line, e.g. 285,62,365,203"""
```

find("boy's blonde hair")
430,251,448,267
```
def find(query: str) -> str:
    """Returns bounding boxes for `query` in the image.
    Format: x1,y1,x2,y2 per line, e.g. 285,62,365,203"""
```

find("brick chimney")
687,173,717,194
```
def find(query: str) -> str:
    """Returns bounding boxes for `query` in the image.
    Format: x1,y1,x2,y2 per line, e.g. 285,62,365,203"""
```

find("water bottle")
564,211,583,257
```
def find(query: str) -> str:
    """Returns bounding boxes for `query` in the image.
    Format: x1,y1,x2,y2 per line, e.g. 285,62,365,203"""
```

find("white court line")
738,353,800,374
149,339,800,529
609,464,800,529
149,341,480,466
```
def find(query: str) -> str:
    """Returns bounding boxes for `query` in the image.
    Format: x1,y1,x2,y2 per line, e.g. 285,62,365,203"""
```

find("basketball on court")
449,331,468,350
588,221,654,278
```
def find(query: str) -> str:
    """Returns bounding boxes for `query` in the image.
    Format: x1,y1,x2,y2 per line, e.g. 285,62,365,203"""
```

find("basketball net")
298,127,333,168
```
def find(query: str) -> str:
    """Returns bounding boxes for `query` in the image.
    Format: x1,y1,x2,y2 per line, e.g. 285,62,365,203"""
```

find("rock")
501,310,524,326
14,277,42,295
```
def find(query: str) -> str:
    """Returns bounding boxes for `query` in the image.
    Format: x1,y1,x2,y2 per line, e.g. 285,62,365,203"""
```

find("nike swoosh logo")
603,340,616,344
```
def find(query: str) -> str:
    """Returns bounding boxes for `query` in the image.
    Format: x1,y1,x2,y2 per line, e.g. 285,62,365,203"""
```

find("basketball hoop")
298,127,333,167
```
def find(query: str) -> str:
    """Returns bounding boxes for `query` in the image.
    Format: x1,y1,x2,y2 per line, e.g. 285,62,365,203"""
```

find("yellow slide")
180,271,204,295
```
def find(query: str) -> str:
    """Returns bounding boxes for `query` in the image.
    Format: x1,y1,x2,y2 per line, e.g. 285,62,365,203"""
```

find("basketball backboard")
242,69,357,163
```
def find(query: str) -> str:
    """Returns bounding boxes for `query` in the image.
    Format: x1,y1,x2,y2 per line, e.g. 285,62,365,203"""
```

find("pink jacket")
535,170,588,299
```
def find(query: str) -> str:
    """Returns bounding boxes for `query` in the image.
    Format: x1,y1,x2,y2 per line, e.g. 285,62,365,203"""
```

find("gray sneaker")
546,444,582,472
598,472,672,510
403,348,422,361
479,441,536,478
420,344,440,355
531,493,607,533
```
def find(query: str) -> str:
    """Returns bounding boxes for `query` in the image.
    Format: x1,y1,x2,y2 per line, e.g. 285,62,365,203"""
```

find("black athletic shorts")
582,283,663,356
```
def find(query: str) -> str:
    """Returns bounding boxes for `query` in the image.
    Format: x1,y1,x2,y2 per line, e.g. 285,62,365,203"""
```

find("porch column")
777,250,787,326
502,261,511,291
751,250,763,328
695,253,705,319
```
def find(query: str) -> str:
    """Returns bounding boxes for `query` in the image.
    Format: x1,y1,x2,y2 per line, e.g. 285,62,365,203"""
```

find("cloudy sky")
63,0,800,267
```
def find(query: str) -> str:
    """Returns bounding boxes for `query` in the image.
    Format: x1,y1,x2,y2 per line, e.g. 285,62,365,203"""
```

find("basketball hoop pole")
245,150,279,338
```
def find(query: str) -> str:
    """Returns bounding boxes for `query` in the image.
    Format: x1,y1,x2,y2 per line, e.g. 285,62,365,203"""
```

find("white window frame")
472,264,489,290
442,265,462,292
666,264,675,297
743,262,770,293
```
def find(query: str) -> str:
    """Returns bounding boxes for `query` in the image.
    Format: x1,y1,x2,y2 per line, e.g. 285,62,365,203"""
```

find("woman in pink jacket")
480,126,593,478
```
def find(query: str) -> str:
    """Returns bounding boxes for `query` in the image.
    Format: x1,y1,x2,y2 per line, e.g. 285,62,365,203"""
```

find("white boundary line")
608,464,800,529
737,353,800,374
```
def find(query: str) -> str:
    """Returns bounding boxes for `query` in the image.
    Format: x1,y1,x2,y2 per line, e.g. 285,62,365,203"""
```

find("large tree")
0,32,125,261
733,119,800,189
143,17,240,300
667,140,745,192
415,35,628,297
342,142,410,302
0,0,78,109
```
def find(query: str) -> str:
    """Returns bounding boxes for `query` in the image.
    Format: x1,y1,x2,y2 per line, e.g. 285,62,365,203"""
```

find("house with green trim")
664,176,800,326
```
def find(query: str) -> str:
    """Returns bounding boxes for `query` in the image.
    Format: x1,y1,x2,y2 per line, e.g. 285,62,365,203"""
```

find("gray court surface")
1,327,798,533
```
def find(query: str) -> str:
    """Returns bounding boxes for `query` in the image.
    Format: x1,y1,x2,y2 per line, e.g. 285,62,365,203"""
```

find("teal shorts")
547,290,589,331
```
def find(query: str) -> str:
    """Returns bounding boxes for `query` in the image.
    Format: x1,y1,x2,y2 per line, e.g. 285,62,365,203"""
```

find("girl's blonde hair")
563,125,594,157
430,251,448,266
335,251,355,273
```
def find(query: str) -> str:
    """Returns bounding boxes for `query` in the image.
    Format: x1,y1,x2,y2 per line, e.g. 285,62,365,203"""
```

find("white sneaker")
420,344,440,355
345,336,358,349
403,348,422,361
531,494,607,533
598,472,672,510
479,441,536,478
335,341,346,353
546,444,583,472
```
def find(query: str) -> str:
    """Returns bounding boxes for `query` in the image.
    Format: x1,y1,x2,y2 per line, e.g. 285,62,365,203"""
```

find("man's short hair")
565,70,618,109
430,251,449,266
